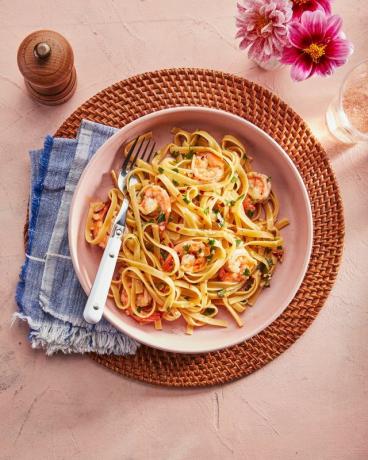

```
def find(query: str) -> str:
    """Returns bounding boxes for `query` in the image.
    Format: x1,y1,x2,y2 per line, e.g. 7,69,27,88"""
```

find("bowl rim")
69,105,313,353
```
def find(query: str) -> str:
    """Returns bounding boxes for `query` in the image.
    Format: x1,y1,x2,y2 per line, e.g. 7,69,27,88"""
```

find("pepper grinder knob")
34,42,51,59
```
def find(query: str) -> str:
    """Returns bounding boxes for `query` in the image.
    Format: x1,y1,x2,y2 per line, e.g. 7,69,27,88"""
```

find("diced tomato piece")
218,267,227,281
162,254,174,272
243,197,256,214
130,311,162,324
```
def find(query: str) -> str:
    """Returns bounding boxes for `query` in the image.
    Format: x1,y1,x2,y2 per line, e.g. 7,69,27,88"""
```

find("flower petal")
281,46,301,64
325,14,343,39
301,10,327,40
290,56,314,81
319,0,332,15
325,38,354,60
314,58,336,77
288,22,312,49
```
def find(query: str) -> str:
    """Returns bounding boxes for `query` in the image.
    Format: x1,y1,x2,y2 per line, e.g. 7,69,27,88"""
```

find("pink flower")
281,10,353,81
291,0,332,19
236,0,293,62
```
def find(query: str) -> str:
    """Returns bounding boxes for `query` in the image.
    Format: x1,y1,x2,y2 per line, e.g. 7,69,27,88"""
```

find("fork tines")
122,136,156,171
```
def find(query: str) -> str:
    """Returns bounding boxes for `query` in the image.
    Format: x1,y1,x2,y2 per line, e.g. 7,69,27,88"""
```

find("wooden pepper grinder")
17,30,77,105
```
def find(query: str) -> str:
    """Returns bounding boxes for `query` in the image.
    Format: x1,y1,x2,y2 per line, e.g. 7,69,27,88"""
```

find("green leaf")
173,168,179,173
171,151,179,158
183,196,190,204
173,180,179,186
183,244,190,253
208,239,216,246
231,175,237,183
158,167,164,174
218,289,227,298
235,239,242,247
157,213,166,224
247,210,254,218
203,207,209,215
225,200,235,206
204,307,215,316
243,268,250,276
184,150,194,159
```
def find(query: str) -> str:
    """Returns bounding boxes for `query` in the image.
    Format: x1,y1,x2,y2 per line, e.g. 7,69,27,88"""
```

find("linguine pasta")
85,129,288,334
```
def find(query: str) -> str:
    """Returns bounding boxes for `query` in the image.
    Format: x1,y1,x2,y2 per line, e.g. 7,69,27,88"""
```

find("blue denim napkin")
15,120,139,355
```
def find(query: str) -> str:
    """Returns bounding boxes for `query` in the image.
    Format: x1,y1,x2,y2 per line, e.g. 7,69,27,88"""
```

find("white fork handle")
83,224,124,324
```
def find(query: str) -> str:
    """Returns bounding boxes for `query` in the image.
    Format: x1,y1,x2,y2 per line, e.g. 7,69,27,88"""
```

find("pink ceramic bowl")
69,107,313,353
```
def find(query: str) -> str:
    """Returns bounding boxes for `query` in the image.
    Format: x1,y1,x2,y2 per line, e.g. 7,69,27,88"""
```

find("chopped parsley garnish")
243,268,250,276
136,306,142,313
235,239,242,247
237,193,245,202
160,249,168,260
183,196,190,204
173,168,179,173
171,151,179,158
203,207,209,215
247,210,255,218
208,239,216,246
158,167,164,174
206,254,213,262
230,175,237,183
157,213,166,224
172,179,179,186
204,307,216,316
218,289,227,298
225,200,235,206
183,244,190,253
184,150,194,160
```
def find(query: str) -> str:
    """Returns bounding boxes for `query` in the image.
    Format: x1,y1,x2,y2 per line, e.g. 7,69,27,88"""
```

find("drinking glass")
326,60,368,143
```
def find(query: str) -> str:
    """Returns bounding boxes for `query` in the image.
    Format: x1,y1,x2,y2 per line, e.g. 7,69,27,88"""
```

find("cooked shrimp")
192,152,225,182
89,202,110,248
121,279,152,307
247,172,271,203
218,248,257,282
140,185,171,229
121,281,161,324
175,240,210,273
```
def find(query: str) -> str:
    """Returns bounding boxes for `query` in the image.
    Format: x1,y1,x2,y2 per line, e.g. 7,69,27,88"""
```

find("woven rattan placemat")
32,68,343,387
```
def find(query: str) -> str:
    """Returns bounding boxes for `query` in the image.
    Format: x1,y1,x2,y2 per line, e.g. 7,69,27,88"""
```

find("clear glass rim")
338,58,368,141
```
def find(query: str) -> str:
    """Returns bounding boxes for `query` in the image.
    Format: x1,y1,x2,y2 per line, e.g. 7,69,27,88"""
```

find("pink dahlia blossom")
236,0,293,62
281,10,353,81
291,0,332,19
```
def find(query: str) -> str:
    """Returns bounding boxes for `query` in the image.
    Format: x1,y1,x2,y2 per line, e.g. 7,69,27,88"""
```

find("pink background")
1,1,367,459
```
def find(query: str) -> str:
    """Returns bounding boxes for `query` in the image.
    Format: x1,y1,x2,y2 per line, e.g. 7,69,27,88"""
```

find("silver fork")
83,135,156,324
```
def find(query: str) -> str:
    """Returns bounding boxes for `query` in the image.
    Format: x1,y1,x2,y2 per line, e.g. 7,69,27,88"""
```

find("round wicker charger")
52,68,343,387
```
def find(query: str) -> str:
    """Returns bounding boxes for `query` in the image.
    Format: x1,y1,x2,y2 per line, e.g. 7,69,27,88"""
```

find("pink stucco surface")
0,1,367,459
